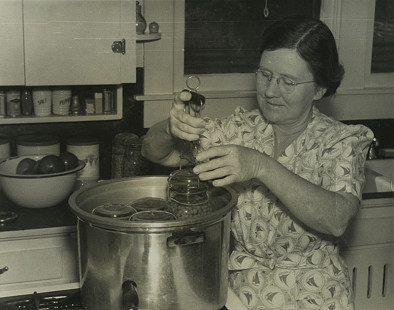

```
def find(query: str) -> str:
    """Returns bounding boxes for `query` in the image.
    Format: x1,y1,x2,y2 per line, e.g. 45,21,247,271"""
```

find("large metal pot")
68,176,237,310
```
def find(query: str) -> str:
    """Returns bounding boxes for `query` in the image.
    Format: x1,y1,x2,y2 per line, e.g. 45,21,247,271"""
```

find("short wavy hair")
260,16,344,97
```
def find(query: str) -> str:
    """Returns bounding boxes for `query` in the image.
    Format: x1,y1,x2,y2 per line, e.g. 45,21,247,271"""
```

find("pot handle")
167,231,205,248
122,280,139,310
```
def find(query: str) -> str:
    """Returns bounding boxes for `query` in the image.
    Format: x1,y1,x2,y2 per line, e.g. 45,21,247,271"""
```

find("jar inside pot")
167,168,211,219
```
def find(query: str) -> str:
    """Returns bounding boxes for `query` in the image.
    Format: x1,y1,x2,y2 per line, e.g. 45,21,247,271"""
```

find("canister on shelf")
32,88,51,117
21,89,33,116
67,136,100,186
0,91,6,118
16,134,60,156
111,133,148,178
94,92,103,114
6,90,21,117
0,136,10,160
103,89,113,114
70,95,84,116
52,88,72,116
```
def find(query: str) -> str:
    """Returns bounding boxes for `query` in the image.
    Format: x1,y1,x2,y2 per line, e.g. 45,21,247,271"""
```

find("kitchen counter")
0,191,77,233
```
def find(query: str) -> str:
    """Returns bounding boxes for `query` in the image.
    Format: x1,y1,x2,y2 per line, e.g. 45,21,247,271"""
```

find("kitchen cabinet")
0,0,24,86
0,226,79,298
0,0,136,124
339,197,394,310
0,0,136,86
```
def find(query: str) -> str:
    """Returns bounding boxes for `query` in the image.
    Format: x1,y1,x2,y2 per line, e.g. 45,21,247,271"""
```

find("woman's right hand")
168,91,206,142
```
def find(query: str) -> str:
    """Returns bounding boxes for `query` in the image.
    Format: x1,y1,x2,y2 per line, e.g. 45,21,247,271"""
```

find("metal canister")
6,90,21,117
0,91,6,117
103,89,113,113
66,136,100,186
16,134,60,156
0,136,10,160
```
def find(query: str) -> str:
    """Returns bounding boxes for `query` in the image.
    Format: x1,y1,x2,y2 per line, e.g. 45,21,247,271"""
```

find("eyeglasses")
255,68,315,94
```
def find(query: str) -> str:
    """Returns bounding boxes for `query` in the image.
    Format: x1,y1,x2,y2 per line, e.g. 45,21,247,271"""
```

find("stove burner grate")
0,291,85,310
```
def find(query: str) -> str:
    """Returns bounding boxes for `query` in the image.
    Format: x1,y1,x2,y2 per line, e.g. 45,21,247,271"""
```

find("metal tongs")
179,76,206,167
182,75,205,117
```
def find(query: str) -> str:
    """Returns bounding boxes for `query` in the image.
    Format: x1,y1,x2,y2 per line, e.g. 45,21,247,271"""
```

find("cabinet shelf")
0,113,121,125
0,86,123,125
136,32,161,42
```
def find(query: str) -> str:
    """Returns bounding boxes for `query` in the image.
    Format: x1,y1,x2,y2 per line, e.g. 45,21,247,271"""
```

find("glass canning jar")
167,168,211,219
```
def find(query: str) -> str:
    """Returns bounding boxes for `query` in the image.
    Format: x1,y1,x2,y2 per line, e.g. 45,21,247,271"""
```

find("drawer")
0,231,78,297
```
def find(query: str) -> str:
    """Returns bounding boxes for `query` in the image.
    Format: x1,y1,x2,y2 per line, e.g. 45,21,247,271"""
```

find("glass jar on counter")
167,168,211,219
111,133,149,178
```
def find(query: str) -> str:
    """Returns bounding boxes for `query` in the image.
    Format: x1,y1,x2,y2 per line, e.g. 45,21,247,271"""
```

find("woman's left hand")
193,145,266,187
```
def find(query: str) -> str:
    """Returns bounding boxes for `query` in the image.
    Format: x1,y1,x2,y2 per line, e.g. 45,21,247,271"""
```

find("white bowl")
0,155,85,208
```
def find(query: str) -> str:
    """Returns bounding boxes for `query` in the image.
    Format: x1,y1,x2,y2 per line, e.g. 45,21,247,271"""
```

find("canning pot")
68,176,237,310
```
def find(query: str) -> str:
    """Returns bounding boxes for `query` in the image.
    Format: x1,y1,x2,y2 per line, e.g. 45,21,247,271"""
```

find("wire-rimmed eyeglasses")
255,68,315,94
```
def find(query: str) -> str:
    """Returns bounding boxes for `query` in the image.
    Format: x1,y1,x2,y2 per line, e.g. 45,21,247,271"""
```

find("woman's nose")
263,79,281,97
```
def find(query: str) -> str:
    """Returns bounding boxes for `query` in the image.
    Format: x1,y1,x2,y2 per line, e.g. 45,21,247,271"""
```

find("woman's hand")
193,145,266,187
168,91,206,142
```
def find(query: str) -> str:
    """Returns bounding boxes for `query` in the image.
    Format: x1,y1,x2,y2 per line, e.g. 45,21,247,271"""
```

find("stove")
0,290,229,310
0,290,84,309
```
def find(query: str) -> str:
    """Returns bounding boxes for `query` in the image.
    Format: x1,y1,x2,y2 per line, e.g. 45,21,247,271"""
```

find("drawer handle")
0,266,9,275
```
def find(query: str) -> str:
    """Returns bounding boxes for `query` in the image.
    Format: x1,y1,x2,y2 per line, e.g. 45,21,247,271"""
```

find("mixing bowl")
0,155,85,208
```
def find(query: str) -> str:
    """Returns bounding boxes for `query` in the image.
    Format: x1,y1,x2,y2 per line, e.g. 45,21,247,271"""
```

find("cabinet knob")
112,39,126,54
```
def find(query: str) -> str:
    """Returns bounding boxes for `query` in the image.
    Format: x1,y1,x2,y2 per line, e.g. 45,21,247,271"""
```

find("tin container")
0,136,10,160
0,91,6,117
16,134,60,156
67,136,100,186
52,89,72,116
32,88,51,117
103,89,113,113
6,90,21,117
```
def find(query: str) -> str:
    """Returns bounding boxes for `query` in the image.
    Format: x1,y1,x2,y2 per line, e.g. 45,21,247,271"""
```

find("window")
371,0,394,73
184,0,321,75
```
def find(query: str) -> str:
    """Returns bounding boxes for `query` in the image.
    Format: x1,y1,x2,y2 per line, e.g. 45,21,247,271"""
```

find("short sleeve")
319,124,374,200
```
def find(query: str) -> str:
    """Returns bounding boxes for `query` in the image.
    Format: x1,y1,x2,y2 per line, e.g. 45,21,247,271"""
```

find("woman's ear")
313,87,327,100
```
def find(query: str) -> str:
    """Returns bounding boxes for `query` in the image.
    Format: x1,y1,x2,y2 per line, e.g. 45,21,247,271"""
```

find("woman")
142,16,373,310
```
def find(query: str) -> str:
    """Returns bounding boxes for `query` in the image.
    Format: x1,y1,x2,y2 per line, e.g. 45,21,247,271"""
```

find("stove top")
0,290,229,310
0,290,84,310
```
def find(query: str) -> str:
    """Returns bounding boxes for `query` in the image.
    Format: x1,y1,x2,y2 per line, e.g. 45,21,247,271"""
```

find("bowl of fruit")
0,153,85,208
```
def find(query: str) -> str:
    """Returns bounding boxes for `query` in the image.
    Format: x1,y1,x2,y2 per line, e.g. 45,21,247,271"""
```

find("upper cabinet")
0,0,136,87
0,0,24,86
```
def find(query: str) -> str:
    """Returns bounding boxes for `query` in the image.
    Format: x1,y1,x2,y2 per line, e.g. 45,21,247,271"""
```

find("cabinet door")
0,0,25,85
23,0,136,86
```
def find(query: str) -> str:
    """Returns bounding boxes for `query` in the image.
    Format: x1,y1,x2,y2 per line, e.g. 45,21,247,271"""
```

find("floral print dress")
199,106,373,310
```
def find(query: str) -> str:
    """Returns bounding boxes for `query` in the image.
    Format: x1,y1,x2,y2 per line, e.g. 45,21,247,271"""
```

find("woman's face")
256,48,325,128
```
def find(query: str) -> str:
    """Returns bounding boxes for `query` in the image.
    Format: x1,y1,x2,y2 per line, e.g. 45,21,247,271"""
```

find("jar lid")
130,210,177,222
67,136,99,146
129,197,167,211
16,134,60,146
91,203,137,219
